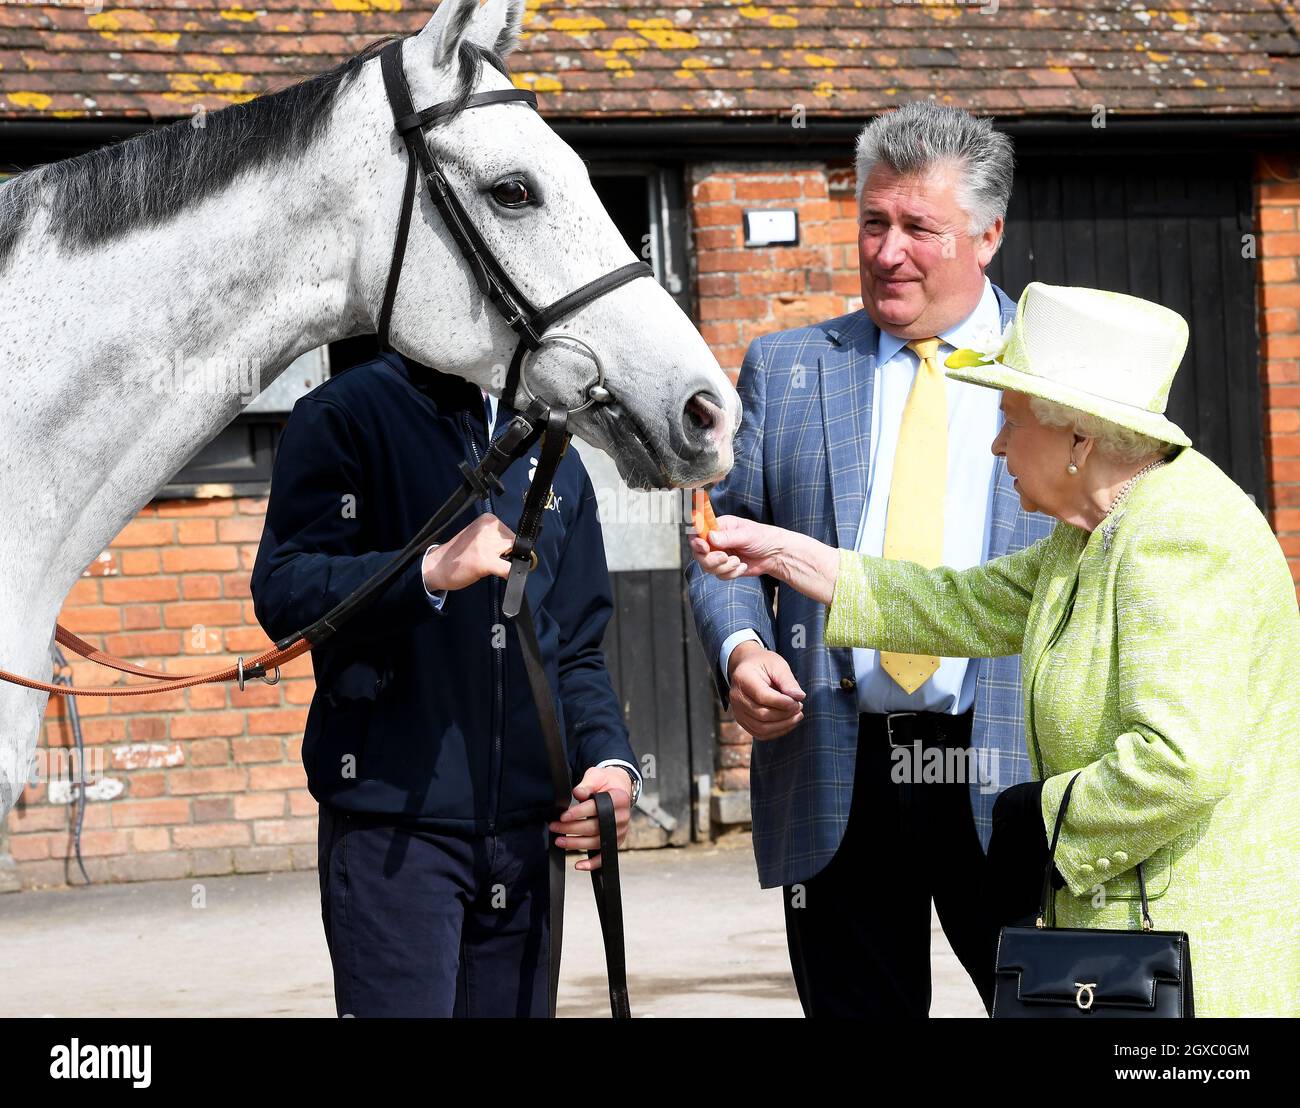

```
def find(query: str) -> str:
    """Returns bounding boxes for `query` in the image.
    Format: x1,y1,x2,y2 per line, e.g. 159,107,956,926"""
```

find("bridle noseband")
375,40,652,415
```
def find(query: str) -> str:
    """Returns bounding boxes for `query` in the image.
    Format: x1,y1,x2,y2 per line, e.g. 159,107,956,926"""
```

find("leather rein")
2,38,643,1019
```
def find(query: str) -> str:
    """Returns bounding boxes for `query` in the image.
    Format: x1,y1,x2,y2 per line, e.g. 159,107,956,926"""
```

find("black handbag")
991,772,1195,1018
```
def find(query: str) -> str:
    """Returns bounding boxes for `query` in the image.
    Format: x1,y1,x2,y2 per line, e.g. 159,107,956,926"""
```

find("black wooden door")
988,153,1265,509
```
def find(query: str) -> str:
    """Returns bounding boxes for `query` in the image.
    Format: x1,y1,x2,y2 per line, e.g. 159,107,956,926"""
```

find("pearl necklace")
1100,455,1169,551
1105,456,1169,519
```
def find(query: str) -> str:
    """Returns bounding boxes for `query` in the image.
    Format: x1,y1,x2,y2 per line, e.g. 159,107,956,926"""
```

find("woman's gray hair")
855,101,1014,243
1028,397,1177,464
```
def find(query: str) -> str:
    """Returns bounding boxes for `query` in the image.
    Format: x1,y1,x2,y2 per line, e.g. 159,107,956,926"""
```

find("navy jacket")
250,352,633,833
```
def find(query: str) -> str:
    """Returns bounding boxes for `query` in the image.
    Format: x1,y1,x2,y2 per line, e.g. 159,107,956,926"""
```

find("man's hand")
727,640,806,740
422,513,516,592
548,766,633,872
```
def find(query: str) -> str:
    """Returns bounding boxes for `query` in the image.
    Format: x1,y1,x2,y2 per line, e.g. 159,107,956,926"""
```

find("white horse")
0,0,740,818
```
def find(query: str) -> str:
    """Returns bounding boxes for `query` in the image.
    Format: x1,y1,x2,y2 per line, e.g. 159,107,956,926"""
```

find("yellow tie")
879,337,946,694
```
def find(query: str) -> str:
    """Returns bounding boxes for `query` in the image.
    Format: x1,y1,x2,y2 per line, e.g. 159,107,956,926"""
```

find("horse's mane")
0,36,509,269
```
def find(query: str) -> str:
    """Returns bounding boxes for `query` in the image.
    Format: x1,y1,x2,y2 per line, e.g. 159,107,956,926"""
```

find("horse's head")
358,0,739,489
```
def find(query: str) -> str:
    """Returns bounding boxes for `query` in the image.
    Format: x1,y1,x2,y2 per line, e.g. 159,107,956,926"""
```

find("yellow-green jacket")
825,447,1300,1017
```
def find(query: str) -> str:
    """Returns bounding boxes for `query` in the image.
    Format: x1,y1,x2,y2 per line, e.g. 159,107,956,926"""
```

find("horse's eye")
491,178,533,208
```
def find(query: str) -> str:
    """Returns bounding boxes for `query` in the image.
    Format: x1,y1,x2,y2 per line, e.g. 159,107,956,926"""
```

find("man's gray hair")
855,101,1014,242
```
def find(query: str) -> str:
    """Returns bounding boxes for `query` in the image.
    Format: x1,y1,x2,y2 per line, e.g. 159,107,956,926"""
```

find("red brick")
129,827,171,852
1263,232,1300,258
74,830,131,856
734,179,804,201
248,764,307,791
119,549,161,576
9,833,54,861
168,767,248,795
161,546,239,572
113,798,192,827
692,178,734,203
122,605,162,630
126,717,168,742
193,796,234,822
172,822,251,849
234,792,287,820
113,519,175,547
1261,283,1300,311
80,718,128,745
1261,207,1297,233
188,738,231,766
59,607,122,633
109,853,191,882
187,683,229,710
232,736,283,762
181,575,223,599
1262,258,1297,283
224,627,274,652
217,517,266,543
252,817,316,846
287,789,316,817
107,687,187,714
178,519,217,544
171,713,245,740
127,772,167,798
162,601,244,629
102,578,179,603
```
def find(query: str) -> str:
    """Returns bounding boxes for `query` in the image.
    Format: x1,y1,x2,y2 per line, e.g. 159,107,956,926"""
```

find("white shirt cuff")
422,543,447,611
596,758,642,793
719,628,763,687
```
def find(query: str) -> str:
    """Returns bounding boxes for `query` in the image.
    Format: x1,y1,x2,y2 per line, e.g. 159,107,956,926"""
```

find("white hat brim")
945,361,1192,448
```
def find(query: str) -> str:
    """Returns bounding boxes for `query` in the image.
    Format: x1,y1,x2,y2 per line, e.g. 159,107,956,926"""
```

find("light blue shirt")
720,279,1004,715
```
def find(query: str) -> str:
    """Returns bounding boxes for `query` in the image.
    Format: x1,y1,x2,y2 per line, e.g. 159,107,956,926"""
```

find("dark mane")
0,37,509,268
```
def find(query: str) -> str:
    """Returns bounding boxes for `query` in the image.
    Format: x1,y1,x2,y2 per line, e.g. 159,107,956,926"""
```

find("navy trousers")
317,804,551,1018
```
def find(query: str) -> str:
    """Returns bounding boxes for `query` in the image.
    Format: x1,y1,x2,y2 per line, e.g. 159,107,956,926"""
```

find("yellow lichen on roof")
8,92,52,110
551,16,605,33
512,73,563,93
330,0,403,10
769,15,798,28
1146,51,1170,63
813,80,835,99
219,7,258,21
628,18,700,50
804,53,835,68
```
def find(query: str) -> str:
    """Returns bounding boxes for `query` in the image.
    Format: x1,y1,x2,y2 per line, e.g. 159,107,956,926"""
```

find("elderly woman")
693,283,1299,1018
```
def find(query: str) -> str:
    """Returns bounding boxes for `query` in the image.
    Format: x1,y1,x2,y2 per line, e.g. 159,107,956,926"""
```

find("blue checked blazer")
687,286,1054,889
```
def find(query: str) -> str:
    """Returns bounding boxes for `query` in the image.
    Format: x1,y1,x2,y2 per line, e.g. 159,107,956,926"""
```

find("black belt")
860,709,973,749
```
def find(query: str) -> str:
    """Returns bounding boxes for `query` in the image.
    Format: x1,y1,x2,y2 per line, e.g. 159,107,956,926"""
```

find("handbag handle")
1036,771,1153,932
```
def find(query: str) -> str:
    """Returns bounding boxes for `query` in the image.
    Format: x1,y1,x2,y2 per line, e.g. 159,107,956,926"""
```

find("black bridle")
368,38,635,1019
375,39,652,416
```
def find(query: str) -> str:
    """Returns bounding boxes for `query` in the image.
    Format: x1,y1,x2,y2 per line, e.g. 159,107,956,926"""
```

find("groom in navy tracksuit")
251,351,640,1018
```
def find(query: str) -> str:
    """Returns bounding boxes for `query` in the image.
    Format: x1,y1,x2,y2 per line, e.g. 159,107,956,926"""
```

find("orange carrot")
692,489,718,541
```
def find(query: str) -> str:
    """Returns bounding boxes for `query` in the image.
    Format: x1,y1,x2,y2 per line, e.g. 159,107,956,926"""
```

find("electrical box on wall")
743,209,799,247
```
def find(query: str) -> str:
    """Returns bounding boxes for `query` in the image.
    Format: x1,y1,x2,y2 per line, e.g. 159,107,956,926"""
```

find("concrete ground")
0,834,985,1018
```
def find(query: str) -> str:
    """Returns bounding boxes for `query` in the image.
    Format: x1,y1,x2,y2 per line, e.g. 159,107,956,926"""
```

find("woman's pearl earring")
1067,462,1079,475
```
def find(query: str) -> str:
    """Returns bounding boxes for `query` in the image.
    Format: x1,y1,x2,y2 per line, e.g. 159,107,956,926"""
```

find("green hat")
944,282,1192,447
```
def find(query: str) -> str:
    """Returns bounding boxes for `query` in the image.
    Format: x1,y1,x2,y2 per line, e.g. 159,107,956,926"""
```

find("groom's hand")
727,641,805,740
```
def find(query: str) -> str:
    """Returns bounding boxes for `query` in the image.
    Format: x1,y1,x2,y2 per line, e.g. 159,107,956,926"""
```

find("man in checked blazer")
688,102,1053,1016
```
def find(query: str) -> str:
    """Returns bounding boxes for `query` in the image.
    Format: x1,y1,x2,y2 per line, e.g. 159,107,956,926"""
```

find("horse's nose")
681,389,729,449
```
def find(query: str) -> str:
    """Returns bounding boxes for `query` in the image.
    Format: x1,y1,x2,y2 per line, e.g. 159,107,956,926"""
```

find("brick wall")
5,495,318,889
1258,151,1300,596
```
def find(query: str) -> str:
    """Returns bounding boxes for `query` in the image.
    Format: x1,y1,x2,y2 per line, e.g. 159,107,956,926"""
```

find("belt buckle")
885,711,918,748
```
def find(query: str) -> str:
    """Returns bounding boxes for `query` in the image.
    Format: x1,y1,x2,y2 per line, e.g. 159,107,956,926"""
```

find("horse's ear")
415,0,523,69
490,0,526,59
415,0,481,69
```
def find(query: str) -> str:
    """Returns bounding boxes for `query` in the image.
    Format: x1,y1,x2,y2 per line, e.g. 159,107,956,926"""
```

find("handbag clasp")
1074,981,1097,1010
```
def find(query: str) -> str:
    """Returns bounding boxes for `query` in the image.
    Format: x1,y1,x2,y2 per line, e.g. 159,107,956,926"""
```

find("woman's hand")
690,516,842,606
688,515,787,580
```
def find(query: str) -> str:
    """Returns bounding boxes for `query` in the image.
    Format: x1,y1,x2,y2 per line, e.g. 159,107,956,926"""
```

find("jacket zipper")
463,409,505,835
